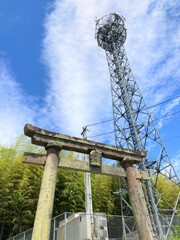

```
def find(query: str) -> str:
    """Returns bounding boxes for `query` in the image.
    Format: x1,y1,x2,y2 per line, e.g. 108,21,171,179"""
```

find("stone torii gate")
23,124,153,240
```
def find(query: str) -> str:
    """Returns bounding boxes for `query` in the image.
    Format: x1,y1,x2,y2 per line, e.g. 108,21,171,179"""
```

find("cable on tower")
83,95,180,128
88,109,180,138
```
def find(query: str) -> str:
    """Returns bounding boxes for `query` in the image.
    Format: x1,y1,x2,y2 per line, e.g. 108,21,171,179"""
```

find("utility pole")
81,126,94,239
81,126,93,216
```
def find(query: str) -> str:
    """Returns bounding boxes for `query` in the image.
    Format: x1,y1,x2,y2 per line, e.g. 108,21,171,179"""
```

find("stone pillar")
32,143,61,240
122,162,154,240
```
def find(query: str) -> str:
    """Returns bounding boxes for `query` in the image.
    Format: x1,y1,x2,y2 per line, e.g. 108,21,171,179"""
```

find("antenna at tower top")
96,13,127,52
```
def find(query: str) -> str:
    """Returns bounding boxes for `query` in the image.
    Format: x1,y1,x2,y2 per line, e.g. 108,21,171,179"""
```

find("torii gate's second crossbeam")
23,124,153,240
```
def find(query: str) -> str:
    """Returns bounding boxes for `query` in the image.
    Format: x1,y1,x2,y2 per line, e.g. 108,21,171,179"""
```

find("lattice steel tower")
96,13,179,239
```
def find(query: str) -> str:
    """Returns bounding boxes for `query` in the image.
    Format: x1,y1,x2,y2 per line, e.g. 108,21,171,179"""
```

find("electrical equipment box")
55,212,108,240
55,213,91,240
93,213,109,240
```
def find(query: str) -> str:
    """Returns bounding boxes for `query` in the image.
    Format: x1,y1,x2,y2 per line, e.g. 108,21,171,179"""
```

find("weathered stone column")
31,143,61,240
122,162,153,240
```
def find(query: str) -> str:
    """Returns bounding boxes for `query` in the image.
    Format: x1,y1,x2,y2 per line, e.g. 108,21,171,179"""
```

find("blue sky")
0,0,179,171
0,0,47,96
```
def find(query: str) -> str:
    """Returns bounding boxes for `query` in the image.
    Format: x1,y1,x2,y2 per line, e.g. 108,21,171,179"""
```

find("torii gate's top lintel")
24,124,146,164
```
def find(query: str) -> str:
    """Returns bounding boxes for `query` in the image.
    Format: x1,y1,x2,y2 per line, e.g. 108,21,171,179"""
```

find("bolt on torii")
23,123,154,240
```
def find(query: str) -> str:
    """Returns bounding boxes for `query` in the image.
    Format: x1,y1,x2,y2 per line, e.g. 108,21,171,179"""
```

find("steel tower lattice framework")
95,13,180,239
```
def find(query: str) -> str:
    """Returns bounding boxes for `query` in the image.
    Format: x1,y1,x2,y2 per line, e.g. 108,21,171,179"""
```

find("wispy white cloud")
1,0,179,150
42,0,180,143
0,56,53,146
123,0,180,105
42,0,119,138
0,56,37,145
0,53,67,146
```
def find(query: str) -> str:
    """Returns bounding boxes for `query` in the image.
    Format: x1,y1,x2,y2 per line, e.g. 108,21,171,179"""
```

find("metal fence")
7,213,179,240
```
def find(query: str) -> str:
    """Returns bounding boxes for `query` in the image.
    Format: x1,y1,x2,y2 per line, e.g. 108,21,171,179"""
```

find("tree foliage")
0,137,43,239
154,175,180,210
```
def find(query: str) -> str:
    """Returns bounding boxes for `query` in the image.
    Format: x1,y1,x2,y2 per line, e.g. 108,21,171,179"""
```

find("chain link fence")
7,213,179,240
